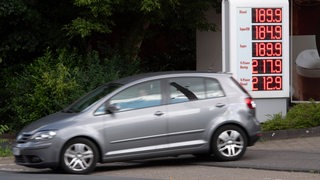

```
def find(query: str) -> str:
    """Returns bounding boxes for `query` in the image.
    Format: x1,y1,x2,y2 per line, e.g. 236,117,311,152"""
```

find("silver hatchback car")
13,71,261,174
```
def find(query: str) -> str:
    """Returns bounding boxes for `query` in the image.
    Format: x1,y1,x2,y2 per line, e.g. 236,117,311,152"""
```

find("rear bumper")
247,116,261,146
248,132,262,146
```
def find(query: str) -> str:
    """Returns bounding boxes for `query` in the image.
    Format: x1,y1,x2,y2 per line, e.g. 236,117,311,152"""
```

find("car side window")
169,78,205,104
206,78,225,98
109,80,162,112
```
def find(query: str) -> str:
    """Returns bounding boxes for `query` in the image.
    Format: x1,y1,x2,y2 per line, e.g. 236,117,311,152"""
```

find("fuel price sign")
222,0,289,98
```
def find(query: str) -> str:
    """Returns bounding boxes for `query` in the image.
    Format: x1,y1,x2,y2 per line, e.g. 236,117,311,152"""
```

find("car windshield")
63,83,122,113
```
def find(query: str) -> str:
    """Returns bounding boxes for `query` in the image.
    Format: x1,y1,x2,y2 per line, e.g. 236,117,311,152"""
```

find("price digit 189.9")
253,42,282,57
253,8,282,23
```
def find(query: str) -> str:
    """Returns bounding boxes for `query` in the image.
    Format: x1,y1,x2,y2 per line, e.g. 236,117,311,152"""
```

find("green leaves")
0,0,27,17
140,0,161,12
66,18,111,38
66,0,116,38
6,48,141,130
9,49,81,125
0,124,11,157
1,0,222,131
0,125,9,135
262,101,320,131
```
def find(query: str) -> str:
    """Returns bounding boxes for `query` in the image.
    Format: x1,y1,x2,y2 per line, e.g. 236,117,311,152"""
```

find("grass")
0,125,13,157
0,145,12,157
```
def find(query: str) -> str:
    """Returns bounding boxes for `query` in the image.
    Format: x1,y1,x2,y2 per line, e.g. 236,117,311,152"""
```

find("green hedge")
262,101,320,131
4,49,141,130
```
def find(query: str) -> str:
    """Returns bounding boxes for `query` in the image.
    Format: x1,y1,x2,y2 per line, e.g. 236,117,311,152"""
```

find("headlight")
31,130,57,141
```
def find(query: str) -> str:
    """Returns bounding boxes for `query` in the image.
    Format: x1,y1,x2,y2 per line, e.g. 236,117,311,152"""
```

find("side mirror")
106,103,120,114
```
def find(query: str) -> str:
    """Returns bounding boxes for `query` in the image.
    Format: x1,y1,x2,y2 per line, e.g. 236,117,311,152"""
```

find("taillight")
245,97,256,109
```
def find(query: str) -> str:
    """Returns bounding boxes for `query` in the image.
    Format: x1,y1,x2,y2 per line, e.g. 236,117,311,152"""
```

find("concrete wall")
196,9,222,72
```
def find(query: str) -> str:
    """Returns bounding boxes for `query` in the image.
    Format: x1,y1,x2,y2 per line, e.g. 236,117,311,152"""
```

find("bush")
262,113,287,131
7,50,80,128
262,101,320,131
4,49,141,130
0,124,12,157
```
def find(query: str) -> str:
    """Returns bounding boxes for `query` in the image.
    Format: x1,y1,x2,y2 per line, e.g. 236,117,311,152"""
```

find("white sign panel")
222,0,289,98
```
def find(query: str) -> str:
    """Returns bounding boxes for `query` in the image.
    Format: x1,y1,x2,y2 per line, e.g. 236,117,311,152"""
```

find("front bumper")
13,141,59,168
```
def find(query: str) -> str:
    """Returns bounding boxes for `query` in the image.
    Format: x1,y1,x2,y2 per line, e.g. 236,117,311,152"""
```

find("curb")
261,126,320,141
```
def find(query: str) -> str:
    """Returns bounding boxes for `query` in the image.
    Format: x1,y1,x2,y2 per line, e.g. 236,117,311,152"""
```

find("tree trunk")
120,16,150,60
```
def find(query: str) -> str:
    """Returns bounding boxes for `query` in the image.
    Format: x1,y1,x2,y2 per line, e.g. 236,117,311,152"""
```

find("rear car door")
166,77,228,149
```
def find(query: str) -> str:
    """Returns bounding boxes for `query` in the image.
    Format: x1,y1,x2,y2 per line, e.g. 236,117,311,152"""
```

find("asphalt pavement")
1,128,320,174
199,136,320,173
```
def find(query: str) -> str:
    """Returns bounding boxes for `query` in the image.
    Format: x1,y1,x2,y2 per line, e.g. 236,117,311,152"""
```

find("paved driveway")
197,136,320,173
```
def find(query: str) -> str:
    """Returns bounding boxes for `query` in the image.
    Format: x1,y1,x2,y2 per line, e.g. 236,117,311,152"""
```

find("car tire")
211,125,247,161
60,138,98,174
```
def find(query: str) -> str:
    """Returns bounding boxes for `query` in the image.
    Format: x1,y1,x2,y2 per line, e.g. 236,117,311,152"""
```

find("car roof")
114,71,232,85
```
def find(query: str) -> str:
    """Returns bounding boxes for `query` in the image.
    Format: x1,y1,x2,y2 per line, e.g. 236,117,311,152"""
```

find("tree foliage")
0,0,37,65
6,49,141,129
0,0,220,64
0,0,221,130
65,0,219,57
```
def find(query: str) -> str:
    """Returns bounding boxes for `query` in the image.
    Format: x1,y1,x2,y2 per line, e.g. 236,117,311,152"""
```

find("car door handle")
154,111,164,116
215,103,225,108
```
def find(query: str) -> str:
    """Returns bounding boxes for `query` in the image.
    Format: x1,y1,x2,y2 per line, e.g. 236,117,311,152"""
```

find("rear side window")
168,77,225,104
206,79,225,98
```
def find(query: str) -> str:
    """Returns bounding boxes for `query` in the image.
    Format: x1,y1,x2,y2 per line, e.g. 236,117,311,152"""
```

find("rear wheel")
60,138,98,174
211,125,247,161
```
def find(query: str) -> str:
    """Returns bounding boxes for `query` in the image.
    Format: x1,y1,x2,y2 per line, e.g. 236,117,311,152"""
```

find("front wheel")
211,125,247,161
60,138,98,174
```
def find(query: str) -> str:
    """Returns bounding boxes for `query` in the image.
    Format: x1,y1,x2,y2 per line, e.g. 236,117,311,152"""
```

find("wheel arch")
59,135,104,163
209,122,249,152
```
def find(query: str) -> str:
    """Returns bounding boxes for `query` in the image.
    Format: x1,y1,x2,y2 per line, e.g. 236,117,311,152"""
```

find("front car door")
101,80,168,159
